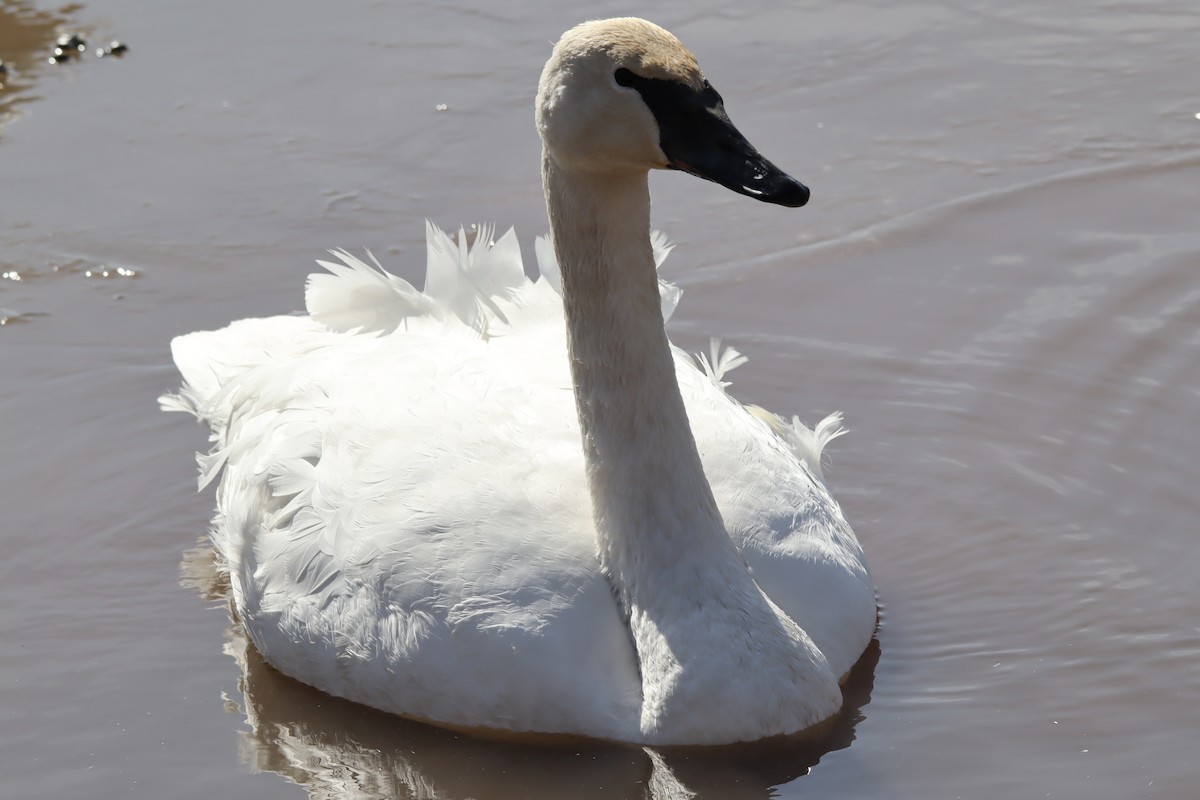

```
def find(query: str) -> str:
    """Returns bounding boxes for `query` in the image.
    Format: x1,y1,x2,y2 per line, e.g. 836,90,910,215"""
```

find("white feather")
161,222,871,742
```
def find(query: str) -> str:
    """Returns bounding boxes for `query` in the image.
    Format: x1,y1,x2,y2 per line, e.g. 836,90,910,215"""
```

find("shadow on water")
181,543,880,800
0,1,83,134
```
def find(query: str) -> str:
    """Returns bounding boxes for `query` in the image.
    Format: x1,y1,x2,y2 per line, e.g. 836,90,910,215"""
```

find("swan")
162,17,874,746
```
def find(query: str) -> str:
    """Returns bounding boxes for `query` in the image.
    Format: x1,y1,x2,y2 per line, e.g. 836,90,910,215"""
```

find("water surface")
2,0,1197,797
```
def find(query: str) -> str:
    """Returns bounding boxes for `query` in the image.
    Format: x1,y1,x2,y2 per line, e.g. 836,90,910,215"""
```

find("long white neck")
543,156,740,605
542,153,839,743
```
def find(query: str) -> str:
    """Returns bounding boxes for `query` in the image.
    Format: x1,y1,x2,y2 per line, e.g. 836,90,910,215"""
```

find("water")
2,0,1197,797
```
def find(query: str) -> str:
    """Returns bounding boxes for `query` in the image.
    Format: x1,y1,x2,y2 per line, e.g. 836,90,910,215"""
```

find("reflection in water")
0,1,78,133
181,544,879,799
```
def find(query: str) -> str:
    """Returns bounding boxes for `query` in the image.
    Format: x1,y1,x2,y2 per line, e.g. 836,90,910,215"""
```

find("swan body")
164,18,874,746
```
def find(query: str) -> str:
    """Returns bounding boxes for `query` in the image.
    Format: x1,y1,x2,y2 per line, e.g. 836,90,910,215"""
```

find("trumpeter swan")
163,17,874,746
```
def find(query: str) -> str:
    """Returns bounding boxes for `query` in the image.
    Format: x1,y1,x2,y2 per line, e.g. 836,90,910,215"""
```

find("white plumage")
163,18,874,746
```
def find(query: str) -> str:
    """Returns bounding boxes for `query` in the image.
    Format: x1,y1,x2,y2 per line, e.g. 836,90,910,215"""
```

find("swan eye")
614,68,636,87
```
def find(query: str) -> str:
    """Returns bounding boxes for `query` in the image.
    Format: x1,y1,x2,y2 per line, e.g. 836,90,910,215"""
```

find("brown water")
2,0,1197,797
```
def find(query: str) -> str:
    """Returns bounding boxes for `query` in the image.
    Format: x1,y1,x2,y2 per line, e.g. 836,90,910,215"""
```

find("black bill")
616,67,809,208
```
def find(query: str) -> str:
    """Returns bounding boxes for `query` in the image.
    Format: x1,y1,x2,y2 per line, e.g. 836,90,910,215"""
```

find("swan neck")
542,155,730,601
539,152,839,742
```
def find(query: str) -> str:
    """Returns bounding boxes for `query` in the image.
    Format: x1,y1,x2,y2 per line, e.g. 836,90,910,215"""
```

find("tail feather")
306,249,433,334
746,406,847,484
423,221,526,335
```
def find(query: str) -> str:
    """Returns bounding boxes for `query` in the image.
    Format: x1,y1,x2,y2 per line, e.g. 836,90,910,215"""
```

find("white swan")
162,17,874,746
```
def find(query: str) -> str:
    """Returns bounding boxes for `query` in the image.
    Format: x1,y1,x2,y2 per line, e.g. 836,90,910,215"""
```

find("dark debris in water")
47,33,127,65
97,41,128,58
49,33,86,64
56,33,86,51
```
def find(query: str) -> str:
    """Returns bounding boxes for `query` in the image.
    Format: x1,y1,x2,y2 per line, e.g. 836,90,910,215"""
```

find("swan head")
536,18,809,207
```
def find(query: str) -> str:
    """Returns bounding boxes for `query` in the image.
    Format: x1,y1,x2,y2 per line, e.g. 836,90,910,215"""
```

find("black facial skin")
615,67,809,208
